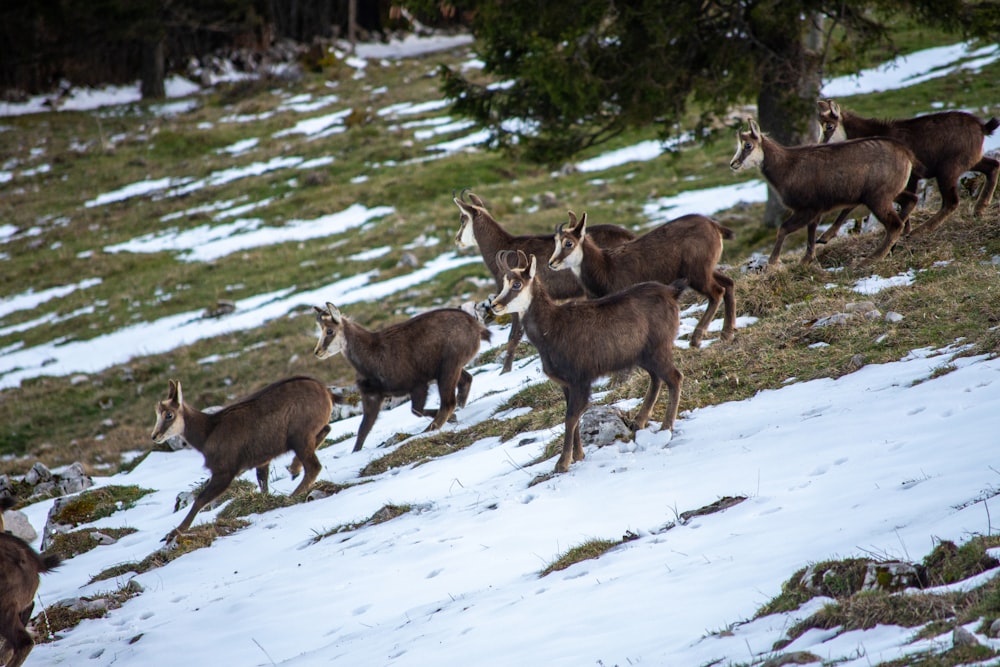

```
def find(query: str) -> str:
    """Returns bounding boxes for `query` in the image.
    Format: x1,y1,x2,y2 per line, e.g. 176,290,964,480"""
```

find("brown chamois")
549,210,736,348
313,303,490,452
0,507,60,667
453,189,635,373
730,117,918,266
151,376,333,542
816,99,1000,242
489,250,684,474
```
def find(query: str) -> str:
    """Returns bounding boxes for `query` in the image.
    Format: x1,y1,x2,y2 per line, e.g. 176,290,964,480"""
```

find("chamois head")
452,188,491,249
730,118,765,171
313,302,347,360
817,99,846,143
548,210,588,272
489,249,536,316
151,380,185,444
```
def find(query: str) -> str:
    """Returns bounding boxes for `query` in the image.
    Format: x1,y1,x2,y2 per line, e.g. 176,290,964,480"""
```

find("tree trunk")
140,37,166,100
755,13,824,228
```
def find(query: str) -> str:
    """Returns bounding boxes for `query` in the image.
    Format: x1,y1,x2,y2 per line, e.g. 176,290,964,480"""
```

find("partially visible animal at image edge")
151,376,334,542
0,496,61,667
313,302,490,452
816,99,999,243
453,189,635,373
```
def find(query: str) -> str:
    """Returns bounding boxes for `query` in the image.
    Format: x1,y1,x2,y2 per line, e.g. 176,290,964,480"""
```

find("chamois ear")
325,302,342,323
828,100,841,118
167,379,183,406
577,212,588,238
566,210,577,226
526,254,538,279
747,117,761,139
468,192,486,208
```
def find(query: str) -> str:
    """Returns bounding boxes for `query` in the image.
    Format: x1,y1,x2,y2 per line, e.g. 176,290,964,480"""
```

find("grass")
2,29,1000,664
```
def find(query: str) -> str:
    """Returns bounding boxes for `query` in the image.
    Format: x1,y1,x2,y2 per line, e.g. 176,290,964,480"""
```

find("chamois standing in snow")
816,99,999,243
489,250,684,473
0,496,60,667
549,210,736,347
313,303,490,452
151,376,334,542
453,189,635,372
730,117,919,266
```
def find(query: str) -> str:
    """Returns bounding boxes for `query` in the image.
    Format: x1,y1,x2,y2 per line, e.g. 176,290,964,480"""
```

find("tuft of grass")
539,538,622,577
310,503,412,543
48,485,153,527
33,581,142,643
44,527,138,561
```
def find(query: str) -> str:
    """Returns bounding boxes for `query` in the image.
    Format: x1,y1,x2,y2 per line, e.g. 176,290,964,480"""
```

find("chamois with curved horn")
816,99,999,243
730,117,919,266
313,303,490,452
151,376,334,542
489,249,683,473
549,210,736,347
453,189,635,373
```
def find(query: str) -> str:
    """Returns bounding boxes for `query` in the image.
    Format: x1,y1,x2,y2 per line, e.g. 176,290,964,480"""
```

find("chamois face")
730,118,764,171
453,198,482,249
548,212,587,273
151,380,185,443
313,303,347,360
489,252,536,316
817,99,846,143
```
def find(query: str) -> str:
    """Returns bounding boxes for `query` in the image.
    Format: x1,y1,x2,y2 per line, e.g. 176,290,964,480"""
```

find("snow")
5,34,1000,666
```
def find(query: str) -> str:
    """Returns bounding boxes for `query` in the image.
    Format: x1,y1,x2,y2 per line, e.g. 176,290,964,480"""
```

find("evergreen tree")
402,0,996,225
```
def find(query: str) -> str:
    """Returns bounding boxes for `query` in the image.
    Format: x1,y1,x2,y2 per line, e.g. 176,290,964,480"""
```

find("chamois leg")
166,472,236,541
1,616,33,667
802,221,819,264
972,155,999,216
556,385,590,472
255,465,270,494
817,207,855,244
456,369,473,408
353,393,383,452
290,426,328,480
689,272,735,347
288,437,321,497
426,369,461,431
632,373,663,430
862,205,906,264
500,314,524,374
658,364,683,433
768,211,819,268
717,271,736,341
410,384,430,417
908,173,962,238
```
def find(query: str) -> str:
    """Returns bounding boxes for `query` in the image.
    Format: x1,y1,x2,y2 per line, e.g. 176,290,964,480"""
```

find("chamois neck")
842,111,889,138
340,317,380,370
475,215,515,276
179,405,214,452
577,235,615,296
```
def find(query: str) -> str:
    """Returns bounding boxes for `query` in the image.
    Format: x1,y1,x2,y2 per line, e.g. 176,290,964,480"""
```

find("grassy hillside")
1,34,999,480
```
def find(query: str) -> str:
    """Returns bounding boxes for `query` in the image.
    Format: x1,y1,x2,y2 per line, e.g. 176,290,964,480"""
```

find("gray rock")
861,561,925,592
2,509,38,542
953,625,980,648
579,405,632,448
57,462,93,496
24,461,53,485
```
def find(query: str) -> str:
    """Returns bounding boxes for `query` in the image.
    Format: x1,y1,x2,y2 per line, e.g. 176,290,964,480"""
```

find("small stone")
885,311,904,323
24,462,53,486
953,626,980,648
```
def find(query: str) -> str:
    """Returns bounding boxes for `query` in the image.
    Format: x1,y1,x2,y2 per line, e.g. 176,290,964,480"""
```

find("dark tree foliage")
401,0,990,168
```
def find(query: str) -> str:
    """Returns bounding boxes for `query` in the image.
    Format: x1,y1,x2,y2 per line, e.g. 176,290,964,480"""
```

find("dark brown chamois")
489,250,684,474
816,99,999,242
313,303,490,452
549,210,736,348
730,117,918,266
0,503,60,667
453,189,635,373
151,376,333,542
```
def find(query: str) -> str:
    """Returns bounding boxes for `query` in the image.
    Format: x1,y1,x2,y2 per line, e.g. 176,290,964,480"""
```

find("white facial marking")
455,209,478,248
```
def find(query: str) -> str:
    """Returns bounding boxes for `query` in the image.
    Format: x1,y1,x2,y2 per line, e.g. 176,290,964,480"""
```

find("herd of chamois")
3,100,997,667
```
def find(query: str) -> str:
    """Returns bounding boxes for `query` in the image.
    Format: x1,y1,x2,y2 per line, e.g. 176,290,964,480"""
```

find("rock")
861,561,925,592
24,462,53,486
89,531,118,546
988,618,1000,637
2,509,38,542
740,253,769,274
885,311,904,323
579,405,631,448
397,252,419,268
57,462,93,496
953,625,980,648
845,301,881,320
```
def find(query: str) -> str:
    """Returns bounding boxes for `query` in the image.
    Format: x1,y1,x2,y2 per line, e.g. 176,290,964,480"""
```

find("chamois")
0,501,60,667
816,99,999,242
453,189,635,373
549,210,736,347
730,117,918,266
151,376,333,542
313,303,490,452
489,250,683,474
